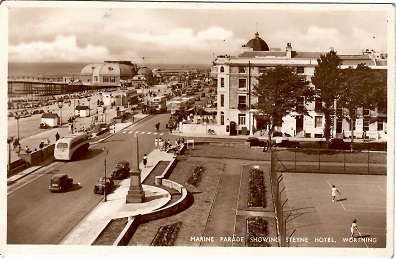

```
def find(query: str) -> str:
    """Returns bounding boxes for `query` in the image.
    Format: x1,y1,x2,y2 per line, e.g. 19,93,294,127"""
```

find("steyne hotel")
211,32,387,140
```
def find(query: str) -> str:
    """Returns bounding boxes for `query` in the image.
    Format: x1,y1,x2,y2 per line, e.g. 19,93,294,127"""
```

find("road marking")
159,133,164,135
135,131,139,134
147,132,151,134
140,131,145,134
153,132,158,135
122,131,126,134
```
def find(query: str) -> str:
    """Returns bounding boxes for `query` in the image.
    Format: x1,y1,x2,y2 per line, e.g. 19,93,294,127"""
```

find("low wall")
19,144,55,166
179,123,227,135
114,217,140,246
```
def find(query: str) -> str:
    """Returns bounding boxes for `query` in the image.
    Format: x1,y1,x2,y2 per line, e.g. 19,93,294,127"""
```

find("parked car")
111,160,130,180
49,174,73,192
328,138,350,150
272,140,301,148
246,137,267,147
94,177,114,194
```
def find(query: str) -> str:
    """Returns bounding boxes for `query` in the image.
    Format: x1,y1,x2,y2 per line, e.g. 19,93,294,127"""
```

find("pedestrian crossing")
121,130,164,135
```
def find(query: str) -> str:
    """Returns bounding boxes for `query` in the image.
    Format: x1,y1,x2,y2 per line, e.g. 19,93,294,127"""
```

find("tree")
311,50,344,142
339,64,387,150
253,65,315,146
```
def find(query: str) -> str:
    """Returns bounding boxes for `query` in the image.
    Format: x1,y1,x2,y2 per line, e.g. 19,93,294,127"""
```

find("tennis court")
279,173,388,249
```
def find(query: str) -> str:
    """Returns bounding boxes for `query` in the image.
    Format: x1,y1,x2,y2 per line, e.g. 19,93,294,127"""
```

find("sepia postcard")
1,1,394,259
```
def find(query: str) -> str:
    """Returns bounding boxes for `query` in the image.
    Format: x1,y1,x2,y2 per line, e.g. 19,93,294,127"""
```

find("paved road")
7,112,177,244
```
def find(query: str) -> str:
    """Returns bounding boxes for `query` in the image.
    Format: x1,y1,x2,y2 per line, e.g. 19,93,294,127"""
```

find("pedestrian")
351,219,359,237
46,138,50,146
25,146,31,154
159,138,164,151
181,137,185,144
155,137,159,149
143,154,148,168
175,139,179,147
16,144,21,156
39,142,44,149
331,185,341,202
55,132,60,141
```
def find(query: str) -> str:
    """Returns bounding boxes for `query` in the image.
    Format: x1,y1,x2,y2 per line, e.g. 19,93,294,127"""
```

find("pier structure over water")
8,78,119,96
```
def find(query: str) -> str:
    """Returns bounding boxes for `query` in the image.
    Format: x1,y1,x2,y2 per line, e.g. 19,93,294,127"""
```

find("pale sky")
4,2,393,65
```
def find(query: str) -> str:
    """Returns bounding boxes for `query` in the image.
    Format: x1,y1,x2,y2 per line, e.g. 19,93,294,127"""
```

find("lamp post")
58,101,64,126
102,147,109,202
7,137,14,173
15,115,20,140
87,97,91,116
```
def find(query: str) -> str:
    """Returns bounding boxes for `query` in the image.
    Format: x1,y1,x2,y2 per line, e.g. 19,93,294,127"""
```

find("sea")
8,62,210,78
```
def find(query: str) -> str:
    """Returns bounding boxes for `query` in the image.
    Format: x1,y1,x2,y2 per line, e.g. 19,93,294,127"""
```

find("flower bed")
248,168,266,207
246,217,270,247
151,222,182,246
186,165,204,187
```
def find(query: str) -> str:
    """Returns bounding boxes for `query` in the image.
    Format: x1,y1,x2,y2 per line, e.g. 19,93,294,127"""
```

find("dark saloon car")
246,137,267,147
111,160,130,180
94,177,114,195
272,140,301,148
328,138,350,150
49,174,73,192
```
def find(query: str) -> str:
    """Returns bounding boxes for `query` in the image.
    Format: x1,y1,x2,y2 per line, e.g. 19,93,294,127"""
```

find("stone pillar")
126,133,145,203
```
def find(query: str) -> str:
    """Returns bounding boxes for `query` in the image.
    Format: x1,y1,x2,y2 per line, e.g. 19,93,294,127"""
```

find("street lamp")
15,115,20,140
7,137,14,173
87,97,91,116
58,101,64,126
102,147,109,202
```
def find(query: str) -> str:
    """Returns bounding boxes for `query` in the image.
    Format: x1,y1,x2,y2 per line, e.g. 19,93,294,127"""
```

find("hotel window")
363,107,370,116
220,78,225,87
363,119,369,131
296,97,304,113
110,77,116,83
296,66,305,74
220,66,225,73
239,78,247,89
220,112,224,125
220,94,224,107
315,97,323,111
238,114,246,125
238,66,246,73
378,119,384,131
238,95,247,109
315,116,323,128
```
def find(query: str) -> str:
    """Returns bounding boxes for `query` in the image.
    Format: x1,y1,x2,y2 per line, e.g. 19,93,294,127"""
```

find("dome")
245,32,269,51
137,67,153,76
80,63,136,78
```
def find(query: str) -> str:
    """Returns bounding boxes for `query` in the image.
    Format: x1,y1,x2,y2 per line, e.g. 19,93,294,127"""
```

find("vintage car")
49,174,73,192
111,160,130,180
94,177,114,195
328,138,350,150
246,137,267,147
272,140,301,148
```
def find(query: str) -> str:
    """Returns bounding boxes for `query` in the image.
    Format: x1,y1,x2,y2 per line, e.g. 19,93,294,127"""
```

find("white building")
212,32,387,139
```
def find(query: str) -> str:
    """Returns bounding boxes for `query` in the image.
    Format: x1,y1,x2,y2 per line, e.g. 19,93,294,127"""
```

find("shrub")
186,166,204,187
151,222,182,246
247,168,266,207
246,217,270,247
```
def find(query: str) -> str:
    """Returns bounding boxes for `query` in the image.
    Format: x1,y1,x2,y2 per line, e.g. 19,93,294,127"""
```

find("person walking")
143,154,148,168
351,219,359,237
55,132,60,142
331,185,341,202
15,144,21,156
155,137,159,149
159,137,164,151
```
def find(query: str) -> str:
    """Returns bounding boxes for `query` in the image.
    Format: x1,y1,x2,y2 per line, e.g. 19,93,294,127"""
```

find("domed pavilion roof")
245,32,269,51
137,67,153,76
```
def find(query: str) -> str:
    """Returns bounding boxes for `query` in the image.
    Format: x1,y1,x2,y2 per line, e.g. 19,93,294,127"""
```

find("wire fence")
269,147,387,247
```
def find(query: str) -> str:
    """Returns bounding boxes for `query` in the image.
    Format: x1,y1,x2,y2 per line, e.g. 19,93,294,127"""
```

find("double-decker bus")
151,95,167,113
54,132,89,161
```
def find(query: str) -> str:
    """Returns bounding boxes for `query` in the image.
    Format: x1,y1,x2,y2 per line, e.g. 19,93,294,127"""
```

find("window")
220,78,224,87
315,97,322,111
238,95,247,109
238,114,246,125
238,66,246,73
363,107,370,116
296,97,304,113
378,119,384,131
296,66,305,74
220,112,224,125
220,94,224,107
238,79,247,89
315,116,323,128
220,66,224,73
363,119,369,131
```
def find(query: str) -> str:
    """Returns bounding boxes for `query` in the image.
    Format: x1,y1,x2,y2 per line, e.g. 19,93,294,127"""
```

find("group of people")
154,137,185,152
